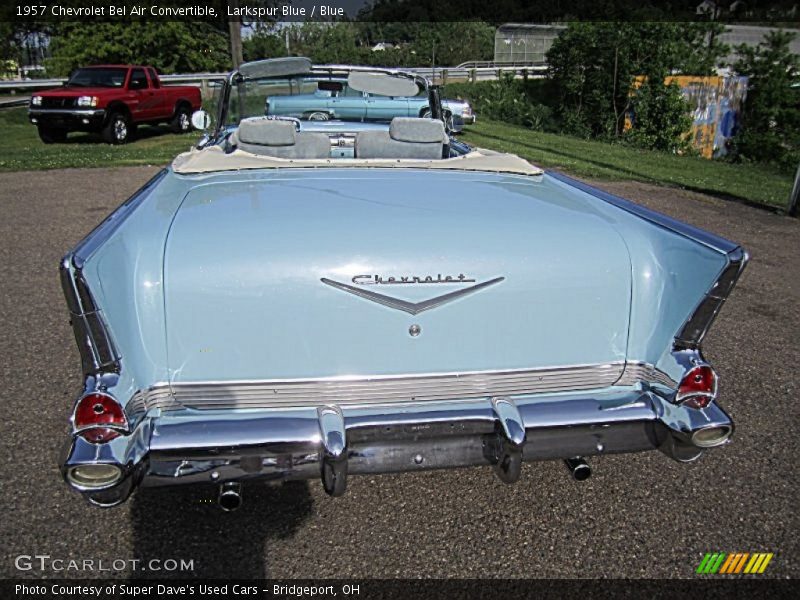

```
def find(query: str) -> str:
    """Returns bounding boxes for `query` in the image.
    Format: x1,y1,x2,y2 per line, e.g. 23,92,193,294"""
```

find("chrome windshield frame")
213,61,441,139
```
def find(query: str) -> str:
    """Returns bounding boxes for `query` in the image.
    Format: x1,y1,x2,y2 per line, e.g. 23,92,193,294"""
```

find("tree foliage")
46,22,230,76
624,80,693,153
444,75,556,130
733,30,800,170
243,21,494,68
546,22,727,143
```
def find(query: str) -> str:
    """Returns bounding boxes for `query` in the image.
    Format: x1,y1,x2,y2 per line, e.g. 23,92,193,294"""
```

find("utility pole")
431,41,436,85
228,0,243,70
789,161,800,217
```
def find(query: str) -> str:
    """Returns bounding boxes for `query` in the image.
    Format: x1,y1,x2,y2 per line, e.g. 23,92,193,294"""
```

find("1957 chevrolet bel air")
59,58,748,509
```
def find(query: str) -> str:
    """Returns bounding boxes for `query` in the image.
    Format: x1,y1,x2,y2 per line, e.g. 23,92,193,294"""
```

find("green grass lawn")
0,107,793,211
0,107,200,171
460,119,794,210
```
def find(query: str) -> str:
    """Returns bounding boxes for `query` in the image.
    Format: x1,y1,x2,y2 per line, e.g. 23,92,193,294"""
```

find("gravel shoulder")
0,167,797,579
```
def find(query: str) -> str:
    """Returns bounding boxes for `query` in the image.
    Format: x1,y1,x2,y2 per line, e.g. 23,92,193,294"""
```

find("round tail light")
676,365,718,409
73,392,128,443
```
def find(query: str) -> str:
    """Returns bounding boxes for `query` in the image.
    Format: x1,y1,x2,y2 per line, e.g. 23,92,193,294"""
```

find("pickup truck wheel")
103,112,131,144
37,126,67,144
171,106,192,133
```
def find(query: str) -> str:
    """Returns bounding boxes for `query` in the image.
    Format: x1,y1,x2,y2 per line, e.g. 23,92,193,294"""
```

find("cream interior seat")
356,117,447,159
231,118,330,159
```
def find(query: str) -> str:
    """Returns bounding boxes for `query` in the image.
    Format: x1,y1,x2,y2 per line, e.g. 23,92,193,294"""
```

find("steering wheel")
266,115,302,131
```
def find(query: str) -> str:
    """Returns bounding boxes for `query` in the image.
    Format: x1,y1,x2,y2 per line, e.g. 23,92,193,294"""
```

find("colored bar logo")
696,552,774,574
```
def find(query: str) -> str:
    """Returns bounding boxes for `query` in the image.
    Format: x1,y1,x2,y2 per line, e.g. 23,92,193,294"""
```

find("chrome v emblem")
320,277,505,315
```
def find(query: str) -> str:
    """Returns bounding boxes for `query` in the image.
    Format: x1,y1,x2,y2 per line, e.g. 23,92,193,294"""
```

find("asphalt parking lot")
0,166,797,579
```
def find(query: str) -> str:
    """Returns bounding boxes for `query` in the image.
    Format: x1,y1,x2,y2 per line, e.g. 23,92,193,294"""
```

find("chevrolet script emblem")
320,275,505,315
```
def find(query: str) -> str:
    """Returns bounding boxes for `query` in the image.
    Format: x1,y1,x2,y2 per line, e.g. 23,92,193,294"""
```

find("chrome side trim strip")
60,258,120,375
125,360,675,413
617,362,677,389
674,247,750,349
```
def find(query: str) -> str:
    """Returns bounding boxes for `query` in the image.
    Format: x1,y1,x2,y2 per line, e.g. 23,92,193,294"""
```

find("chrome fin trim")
674,247,750,350
60,256,120,376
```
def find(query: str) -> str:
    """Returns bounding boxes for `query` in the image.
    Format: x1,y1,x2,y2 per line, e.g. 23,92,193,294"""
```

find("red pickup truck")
28,65,202,144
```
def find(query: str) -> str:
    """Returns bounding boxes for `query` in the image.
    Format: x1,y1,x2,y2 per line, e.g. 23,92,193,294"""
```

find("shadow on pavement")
130,481,313,578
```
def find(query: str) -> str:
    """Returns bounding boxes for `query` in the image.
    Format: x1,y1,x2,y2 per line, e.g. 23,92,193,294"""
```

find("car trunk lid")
163,170,631,383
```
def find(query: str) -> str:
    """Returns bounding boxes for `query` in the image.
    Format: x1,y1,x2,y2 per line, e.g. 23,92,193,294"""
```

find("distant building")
494,24,565,65
719,25,800,65
371,42,396,52
493,22,799,68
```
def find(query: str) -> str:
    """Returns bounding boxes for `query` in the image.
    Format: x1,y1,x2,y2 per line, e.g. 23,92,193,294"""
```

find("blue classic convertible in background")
263,74,474,130
59,58,747,510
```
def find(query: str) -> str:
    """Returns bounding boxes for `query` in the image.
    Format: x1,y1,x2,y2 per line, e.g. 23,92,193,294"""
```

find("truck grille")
41,97,77,109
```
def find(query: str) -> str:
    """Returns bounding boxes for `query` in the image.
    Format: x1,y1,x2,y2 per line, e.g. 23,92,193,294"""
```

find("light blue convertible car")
59,58,747,509
264,75,474,131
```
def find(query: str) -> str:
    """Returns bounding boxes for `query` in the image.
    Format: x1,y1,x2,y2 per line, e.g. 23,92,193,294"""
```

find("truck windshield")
66,68,128,88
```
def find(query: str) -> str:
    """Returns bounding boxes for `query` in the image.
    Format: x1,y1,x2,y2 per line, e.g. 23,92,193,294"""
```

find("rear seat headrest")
389,117,446,144
237,118,296,146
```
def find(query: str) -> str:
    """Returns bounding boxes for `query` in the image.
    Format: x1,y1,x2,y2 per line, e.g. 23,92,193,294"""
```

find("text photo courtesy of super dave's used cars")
54,57,748,511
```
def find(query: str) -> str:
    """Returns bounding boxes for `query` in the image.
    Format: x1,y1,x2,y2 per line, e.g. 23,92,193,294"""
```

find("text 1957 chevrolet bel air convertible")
59,58,747,509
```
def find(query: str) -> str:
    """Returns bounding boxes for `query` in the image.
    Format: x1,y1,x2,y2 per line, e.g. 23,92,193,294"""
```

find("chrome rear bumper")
60,389,733,507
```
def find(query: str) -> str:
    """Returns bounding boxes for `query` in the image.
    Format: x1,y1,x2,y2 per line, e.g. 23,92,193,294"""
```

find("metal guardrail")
0,66,547,93
0,97,30,108
0,72,228,92
456,61,548,69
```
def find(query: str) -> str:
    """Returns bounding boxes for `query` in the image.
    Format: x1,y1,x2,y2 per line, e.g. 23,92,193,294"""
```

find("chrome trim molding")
125,360,677,413
62,389,735,505
675,247,750,350
617,362,677,389
320,276,505,315
29,108,104,116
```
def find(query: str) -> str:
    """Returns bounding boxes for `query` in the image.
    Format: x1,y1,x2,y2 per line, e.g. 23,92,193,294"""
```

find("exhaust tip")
692,425,732,448
564,457,591,481
67,464,122,489
218,482,242,512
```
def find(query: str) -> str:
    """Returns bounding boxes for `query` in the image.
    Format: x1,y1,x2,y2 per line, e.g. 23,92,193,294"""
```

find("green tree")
733,30,800,170
624,80,693,153
46,22,230,76
243,26,287,62
547,22,727,143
